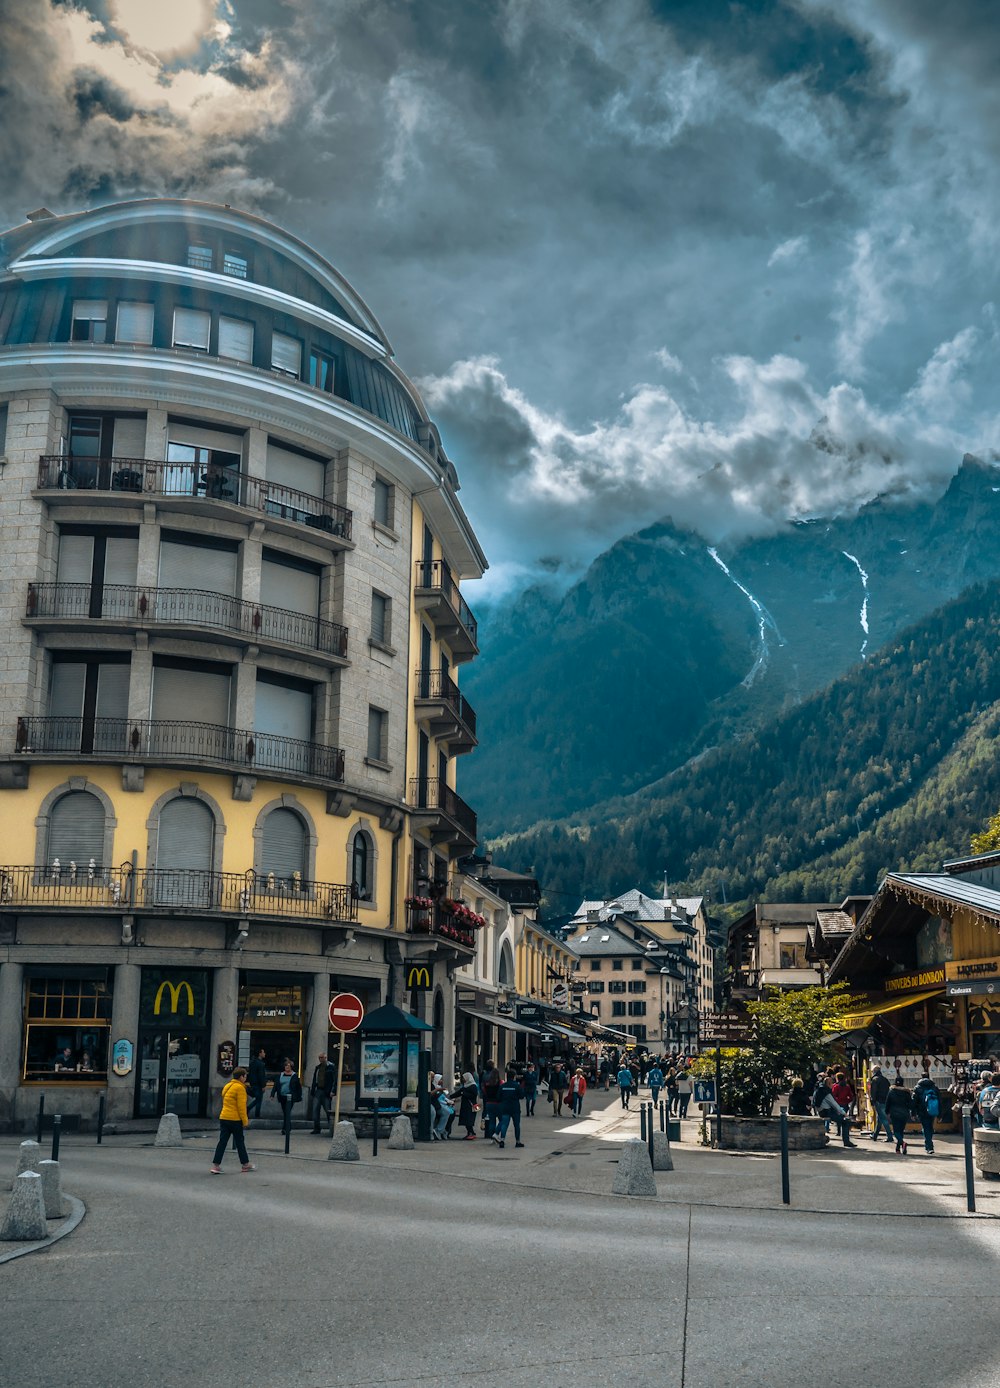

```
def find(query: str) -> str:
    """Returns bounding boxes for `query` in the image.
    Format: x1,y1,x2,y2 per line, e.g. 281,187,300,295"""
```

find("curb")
0,1193,86,1264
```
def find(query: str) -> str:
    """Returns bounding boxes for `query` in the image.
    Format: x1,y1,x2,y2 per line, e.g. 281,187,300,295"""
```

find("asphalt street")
2,1100,998,1388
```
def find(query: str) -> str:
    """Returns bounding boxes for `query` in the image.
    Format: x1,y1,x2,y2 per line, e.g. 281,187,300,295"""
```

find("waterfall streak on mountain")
707,548,783,688
842,551,870,659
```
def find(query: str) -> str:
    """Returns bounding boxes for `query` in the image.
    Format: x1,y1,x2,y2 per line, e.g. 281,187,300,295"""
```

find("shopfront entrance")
238,981,305,1081
134,969,211,1118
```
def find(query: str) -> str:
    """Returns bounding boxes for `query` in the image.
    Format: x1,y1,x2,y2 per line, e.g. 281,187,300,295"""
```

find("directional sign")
328,992,365,1033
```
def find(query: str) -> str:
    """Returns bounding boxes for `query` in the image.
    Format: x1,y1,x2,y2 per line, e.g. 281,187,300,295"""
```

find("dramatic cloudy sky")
2,0,1000,590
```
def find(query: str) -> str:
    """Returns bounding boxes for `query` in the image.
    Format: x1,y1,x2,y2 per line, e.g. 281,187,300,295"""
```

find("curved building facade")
0,199,486,1128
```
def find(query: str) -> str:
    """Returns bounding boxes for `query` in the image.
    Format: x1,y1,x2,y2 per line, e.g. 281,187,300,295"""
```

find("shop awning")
545,1021,589,1041
824,987,945,1031
458,1005,540,1036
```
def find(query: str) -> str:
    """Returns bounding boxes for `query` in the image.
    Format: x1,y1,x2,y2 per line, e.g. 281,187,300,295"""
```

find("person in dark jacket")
787,1078,811,1115
494,1066,524,1149
813,1075,855,1146
522,1063,538,1117
247,1047,267,1119
912,1075,940,1154
868,1065,892,1141
270,1058,303,1123
480,1059,502,1138
452,1072,479,1139
309,1051,336,1134
885,1076,913,1154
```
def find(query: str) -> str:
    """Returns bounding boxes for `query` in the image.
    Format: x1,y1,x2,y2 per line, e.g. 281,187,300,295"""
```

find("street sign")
328,992,365,1033
551,983,568,1007
701,1010,753,1044
693,1079,716,1104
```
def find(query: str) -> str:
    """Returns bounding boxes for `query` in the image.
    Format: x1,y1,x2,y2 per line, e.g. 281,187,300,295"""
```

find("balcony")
408,776,477,852
413,561,478,661
14,717,346,785
37,455,353,543
0,864,357,922
413,668,477,754
26,583,349,662
404,899,478,950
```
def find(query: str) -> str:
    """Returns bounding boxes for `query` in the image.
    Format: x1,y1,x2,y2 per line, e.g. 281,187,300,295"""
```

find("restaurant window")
22,971,112,1082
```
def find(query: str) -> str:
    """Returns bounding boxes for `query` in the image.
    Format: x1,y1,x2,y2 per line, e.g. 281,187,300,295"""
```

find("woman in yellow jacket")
210,1067,256,1174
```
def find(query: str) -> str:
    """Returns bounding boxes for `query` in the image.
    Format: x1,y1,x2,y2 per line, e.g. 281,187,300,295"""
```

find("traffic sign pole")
333,1030,346,1130
328,992,365,1131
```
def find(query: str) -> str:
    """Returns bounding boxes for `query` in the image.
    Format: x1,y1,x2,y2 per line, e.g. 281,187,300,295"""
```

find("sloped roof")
573,888,703,924
566,924,646,958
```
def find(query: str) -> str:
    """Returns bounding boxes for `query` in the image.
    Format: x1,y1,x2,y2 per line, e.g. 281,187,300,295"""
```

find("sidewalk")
46,1089,990,1220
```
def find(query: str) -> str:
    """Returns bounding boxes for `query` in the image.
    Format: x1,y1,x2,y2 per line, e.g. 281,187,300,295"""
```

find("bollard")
372,1100,380,1157
639,1103,647,1142
11,1140,42,1190
0,1172,48,1242
647,1103,655,1169
659,1100,666,1133
50,1115,62,1163
963,1104,976,1214
780,1106,790,1206
283,1100,291,1156
97,1094,106,1145
36,1094,45,1145
38,1160,65,1219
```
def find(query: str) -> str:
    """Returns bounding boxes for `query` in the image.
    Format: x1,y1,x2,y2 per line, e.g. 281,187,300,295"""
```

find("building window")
223,251,249,280
71,301,107,342
271,332,301,379
115,302,154,345
627,980,647,994
588,981,605,994
187,244,213,271
608,980,626,995
611,1002,626,1018
22,972,113,1082
628,1001,647,1016
309,350,334,392
259,808,308,888
370,591,391,645
218,316,254,363
780,942,809,969
172,308,210,352
589,959,602,973
46,791,107,871
374,477,394,528
629,1024,648,1040
351,829,373,900
631,959,644,971
366,706,388,764
612,959,624,972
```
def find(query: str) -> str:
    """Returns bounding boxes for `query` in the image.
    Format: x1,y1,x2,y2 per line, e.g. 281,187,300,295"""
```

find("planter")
716,1115,828,1152
973,1127,1000,1179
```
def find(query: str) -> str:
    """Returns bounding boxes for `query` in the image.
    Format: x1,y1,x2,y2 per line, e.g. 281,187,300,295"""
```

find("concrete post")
154,1112,183,1146
209,963,240,1118
612,1139,657,1197
9,1139,41,1190
387,1114,414,1150
0,1171,48,1241
107,962,140,1122
0,961,24,1130
38,1160,66,1218
327,1120,360,1161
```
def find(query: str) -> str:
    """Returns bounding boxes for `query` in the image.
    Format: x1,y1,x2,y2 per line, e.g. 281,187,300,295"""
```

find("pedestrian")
599,1057,611,1091
270,1057,302,1124
480,1058,502,1137
617,1062,633,1110
813,1073,855,1146
430,1074,454,1140
210,1066,255,1173
911,1074,940,1154
976,1072,1000,1130
551,1062,568,1117
309,1051,336,1134
495,1065,525,1149
646,1060,665,1106
453,1072,479,1139
675,1068,693,1119
568,1068,587,1116
867,1065,893,1142
666,1066,679,1115
522,1062,538,1116
787,1077,811,1115
885,1076,913,1154
247,1046,267,1120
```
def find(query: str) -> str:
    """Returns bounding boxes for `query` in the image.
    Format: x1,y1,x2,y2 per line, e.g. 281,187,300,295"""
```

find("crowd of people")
786,1063,948,1155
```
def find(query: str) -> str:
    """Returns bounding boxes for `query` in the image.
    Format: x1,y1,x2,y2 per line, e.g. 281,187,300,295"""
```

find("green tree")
971,811,1000,854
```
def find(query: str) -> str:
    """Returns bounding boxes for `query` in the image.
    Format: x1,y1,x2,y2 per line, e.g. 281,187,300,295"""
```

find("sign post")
328,992,365,1129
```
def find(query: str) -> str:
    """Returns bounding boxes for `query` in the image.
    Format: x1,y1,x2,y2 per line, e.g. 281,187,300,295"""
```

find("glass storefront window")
23,974,112,1081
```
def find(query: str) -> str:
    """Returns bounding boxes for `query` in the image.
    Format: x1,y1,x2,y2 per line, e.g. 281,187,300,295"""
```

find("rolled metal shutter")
260,809,307,881
218,317,253,362
156,797,214,905
47,791,105,869
260,556,320,616
159,538,238,596
265,443,324,497
56,535,94,585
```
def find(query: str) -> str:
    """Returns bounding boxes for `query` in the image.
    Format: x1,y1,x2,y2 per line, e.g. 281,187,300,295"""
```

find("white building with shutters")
0,199,486,1130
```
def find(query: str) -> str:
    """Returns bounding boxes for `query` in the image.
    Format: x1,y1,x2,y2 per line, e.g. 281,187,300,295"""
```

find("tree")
971,811,1000,855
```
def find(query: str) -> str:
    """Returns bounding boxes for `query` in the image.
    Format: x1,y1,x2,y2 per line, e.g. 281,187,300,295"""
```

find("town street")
2,1097,997,1388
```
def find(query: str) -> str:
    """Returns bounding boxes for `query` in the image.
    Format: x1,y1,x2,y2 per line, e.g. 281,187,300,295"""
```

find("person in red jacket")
831,1071,857,1148
568,1068,588,1117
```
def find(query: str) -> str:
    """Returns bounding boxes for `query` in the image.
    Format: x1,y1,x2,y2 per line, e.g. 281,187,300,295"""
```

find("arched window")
351,829,373,901
156,797,215,905
498,940,514,989
46,791,105,869
260,808,307,885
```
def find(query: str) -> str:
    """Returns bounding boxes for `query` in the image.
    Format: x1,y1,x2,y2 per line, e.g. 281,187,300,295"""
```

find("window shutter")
112,417,147,458
260,557,320,617
260,809,307,880
370,592,387,643
167,422,243,454
104,537,139,587
73,301,107,322
152,666,231,727
172,308,210,351
56,535,94,586
265,443,324,497
255,679,312,742
49,663,85,719
155,798,214,905
115,303,154,345
159,539,238,596
218,317,253,362
47,791,105,868
271,332,301,378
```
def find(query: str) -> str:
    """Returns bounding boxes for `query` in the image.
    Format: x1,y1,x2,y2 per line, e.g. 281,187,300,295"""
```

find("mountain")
461,455,1000,835
490,578,1000,916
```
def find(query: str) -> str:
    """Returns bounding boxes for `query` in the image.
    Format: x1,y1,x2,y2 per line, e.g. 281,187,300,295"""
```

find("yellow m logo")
406,966,431,990
153,980,195,1017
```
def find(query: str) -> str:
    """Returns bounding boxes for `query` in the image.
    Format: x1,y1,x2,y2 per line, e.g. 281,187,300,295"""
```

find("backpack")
989,1089,1000,1122
925,1090,940,1118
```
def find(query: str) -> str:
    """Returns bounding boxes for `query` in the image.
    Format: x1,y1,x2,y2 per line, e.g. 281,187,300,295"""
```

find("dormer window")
71,301,107,343
223,251,248,280
187,244,213,271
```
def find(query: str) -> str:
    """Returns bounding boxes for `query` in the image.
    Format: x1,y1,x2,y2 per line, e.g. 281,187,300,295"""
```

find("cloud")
768,235,808,268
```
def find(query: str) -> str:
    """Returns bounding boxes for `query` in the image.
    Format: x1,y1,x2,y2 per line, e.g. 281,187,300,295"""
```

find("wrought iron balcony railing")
413,560,478,655
37,455,352,541
0,864,357,921
408,776,477,843
26,583,348,660
14,716,346,783
414,668,477,740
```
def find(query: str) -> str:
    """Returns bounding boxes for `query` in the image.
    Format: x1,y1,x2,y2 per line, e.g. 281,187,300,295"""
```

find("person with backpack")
494,1066,525,1149
867,1065,893,1142
617,1062,634,1110
812,1074,855,1146
885,1076,914,1154
976,1072,1000,1129
911,1075,941,1154
646,1061,665,1106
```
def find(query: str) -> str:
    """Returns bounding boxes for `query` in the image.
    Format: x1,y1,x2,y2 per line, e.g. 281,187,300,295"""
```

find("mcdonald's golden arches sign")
405,964,432,992
139,970,208,1025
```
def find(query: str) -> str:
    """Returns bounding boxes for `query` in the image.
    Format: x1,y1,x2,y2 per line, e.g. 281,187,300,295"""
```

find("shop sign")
551,983,569,1007
884,967,945,994
517,1004,543,1025
946,958,1000,981
111,1038,133,1076
217,1040,236,1077
242,987,302,1024
405,964,432,992
496,1000,513,1015
139,970,208,1025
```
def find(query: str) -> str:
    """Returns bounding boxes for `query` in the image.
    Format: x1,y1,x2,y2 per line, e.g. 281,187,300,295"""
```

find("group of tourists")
786,1064,943,1155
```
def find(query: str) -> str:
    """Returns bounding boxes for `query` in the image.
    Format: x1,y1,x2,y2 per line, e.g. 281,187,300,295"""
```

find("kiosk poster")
405,1039,420,1096
359,1037,399,1097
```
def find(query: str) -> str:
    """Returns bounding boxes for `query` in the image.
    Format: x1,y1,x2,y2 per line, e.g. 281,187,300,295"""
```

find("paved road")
2,1121,998,1388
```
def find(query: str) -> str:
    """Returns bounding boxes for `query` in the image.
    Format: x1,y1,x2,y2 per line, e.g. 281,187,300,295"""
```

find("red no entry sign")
328,992,364,1033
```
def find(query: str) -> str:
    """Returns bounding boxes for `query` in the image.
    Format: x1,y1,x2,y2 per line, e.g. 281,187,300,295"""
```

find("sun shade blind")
116,303,154,345
47,792,105,868
159,539,237,596
265,443,324,497
152,666,231,726
260,557,320,616
260,809,307,879
172,308,210,351
218,317,253,362
271,332,301,377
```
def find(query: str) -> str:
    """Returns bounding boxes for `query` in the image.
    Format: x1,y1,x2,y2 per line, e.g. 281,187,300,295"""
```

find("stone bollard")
0,1171,48,1241
327,1121,360,1162
651,1131,674,1172
154,1112,183,1147
38,1160,66,1218
612,1138,657,1197
387,1115,414,1150
9,1139,41,1190
972,1127,1000,1179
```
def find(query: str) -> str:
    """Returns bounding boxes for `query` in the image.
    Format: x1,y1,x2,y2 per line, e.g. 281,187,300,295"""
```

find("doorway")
136,1029,208,1117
